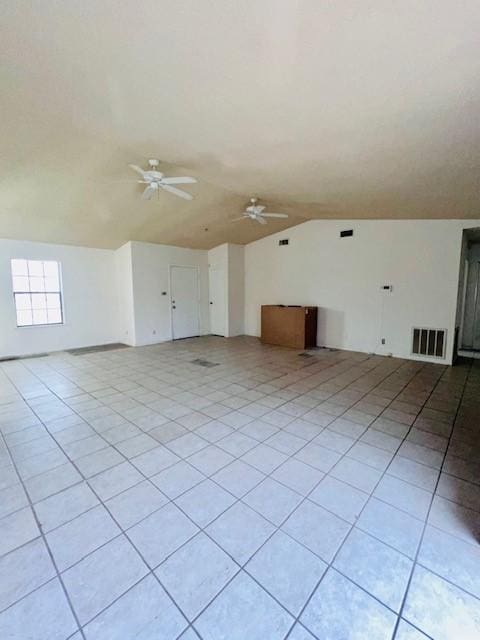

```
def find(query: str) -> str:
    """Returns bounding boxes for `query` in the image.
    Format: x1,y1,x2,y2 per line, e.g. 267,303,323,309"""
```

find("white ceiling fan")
128,159,197,200
232,198,289,225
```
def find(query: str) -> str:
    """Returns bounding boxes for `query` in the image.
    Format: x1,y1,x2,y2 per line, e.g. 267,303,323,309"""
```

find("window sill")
16,323,65,329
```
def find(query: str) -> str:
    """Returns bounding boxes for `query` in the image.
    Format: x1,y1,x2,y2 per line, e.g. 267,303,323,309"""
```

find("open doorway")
455,228,480,359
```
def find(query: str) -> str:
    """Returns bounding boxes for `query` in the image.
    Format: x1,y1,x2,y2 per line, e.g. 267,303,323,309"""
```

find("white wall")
0,239,119,357
126,241,209,346
244,219,480,364
207,243,244,338
227,244,245,337
114,242,136,346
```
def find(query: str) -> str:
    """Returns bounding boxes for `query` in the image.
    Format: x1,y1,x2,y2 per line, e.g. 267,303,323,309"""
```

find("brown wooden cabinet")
261,305,318,349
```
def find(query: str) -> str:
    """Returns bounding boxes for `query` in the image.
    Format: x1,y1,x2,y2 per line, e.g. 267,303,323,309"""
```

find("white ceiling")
1,1,479,249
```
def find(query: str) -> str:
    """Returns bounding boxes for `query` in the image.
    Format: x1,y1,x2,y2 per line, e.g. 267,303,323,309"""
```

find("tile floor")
0,336,479,639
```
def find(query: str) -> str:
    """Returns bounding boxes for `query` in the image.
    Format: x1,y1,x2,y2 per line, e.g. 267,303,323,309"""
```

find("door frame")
168,264,201,341
459,258,470,348
462,260,480,350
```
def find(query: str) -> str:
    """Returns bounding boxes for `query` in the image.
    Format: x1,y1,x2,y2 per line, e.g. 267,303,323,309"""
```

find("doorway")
462,259,480,351
456,228,480,358
170,265,200,340
209,268,226,336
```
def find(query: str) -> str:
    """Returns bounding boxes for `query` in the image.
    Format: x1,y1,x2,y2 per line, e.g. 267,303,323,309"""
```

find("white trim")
458,258,469,347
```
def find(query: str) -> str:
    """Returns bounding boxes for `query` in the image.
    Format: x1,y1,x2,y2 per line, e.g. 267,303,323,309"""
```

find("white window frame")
11,259,64,328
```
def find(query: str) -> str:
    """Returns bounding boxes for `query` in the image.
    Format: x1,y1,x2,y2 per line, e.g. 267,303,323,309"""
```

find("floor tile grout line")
1,357,273,634
0,350,409,632
0,427,437,582
0,369,201,630
1,356,424,476
33,344,340,422
0,360,456,540
88,348,373,431
1,345,473,640
0,361,212,635
413,557,480,602
0,418,434,583
390,358,474,639
282,359,453,639
0,355,420,569
0,427,87,639
58,353,318,637
2,390,462,528
205,359,444,639
1,352,408,521
286,373,431,629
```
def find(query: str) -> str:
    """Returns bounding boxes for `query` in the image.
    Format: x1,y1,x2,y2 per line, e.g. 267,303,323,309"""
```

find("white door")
209,268,226,336
170,266,200,340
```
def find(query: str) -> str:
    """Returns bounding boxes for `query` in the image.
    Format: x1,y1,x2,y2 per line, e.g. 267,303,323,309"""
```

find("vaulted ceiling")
1,1,479,249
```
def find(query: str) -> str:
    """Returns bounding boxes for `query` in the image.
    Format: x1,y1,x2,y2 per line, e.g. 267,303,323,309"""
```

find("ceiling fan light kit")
128,159,197,200
232,197,289,225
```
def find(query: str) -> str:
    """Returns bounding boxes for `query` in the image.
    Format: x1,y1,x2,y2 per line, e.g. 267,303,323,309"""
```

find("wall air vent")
279,239,289,246
412,328,446,358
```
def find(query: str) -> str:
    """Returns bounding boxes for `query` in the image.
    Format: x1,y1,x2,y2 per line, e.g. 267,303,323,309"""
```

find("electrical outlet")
153,329,156,335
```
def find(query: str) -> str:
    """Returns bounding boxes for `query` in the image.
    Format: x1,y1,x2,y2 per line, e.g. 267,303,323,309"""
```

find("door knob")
210,301,213,305
172,305,176,309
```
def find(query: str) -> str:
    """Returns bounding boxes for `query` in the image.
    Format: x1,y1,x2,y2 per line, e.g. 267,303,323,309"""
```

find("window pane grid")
11,260,63,326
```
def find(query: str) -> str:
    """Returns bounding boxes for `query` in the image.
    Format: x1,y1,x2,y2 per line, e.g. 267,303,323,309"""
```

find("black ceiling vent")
340,229,354,238
279,239,289,246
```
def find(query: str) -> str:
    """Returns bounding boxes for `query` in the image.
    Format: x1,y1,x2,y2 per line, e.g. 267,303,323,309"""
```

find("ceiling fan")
232,198,289,225
128,159,197,200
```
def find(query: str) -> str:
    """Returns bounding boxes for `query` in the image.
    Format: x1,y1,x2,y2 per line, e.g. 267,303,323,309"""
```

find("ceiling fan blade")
128,164,146,176
256,216,267,225
246,204,265,214
142,185,157,200
161,177,197,185
230,216,248,222
161,184,193,200
260,213,289,218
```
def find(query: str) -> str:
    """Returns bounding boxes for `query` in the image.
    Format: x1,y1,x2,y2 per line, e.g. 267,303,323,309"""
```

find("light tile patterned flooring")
0,336,479,640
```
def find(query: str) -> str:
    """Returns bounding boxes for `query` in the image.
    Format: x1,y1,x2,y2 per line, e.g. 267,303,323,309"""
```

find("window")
11,259,63,326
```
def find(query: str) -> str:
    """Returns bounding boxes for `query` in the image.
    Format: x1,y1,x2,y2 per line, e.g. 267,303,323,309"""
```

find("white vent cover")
412,327,446,358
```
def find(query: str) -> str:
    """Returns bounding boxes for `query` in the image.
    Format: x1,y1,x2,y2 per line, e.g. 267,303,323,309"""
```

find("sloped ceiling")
1,1,479,250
